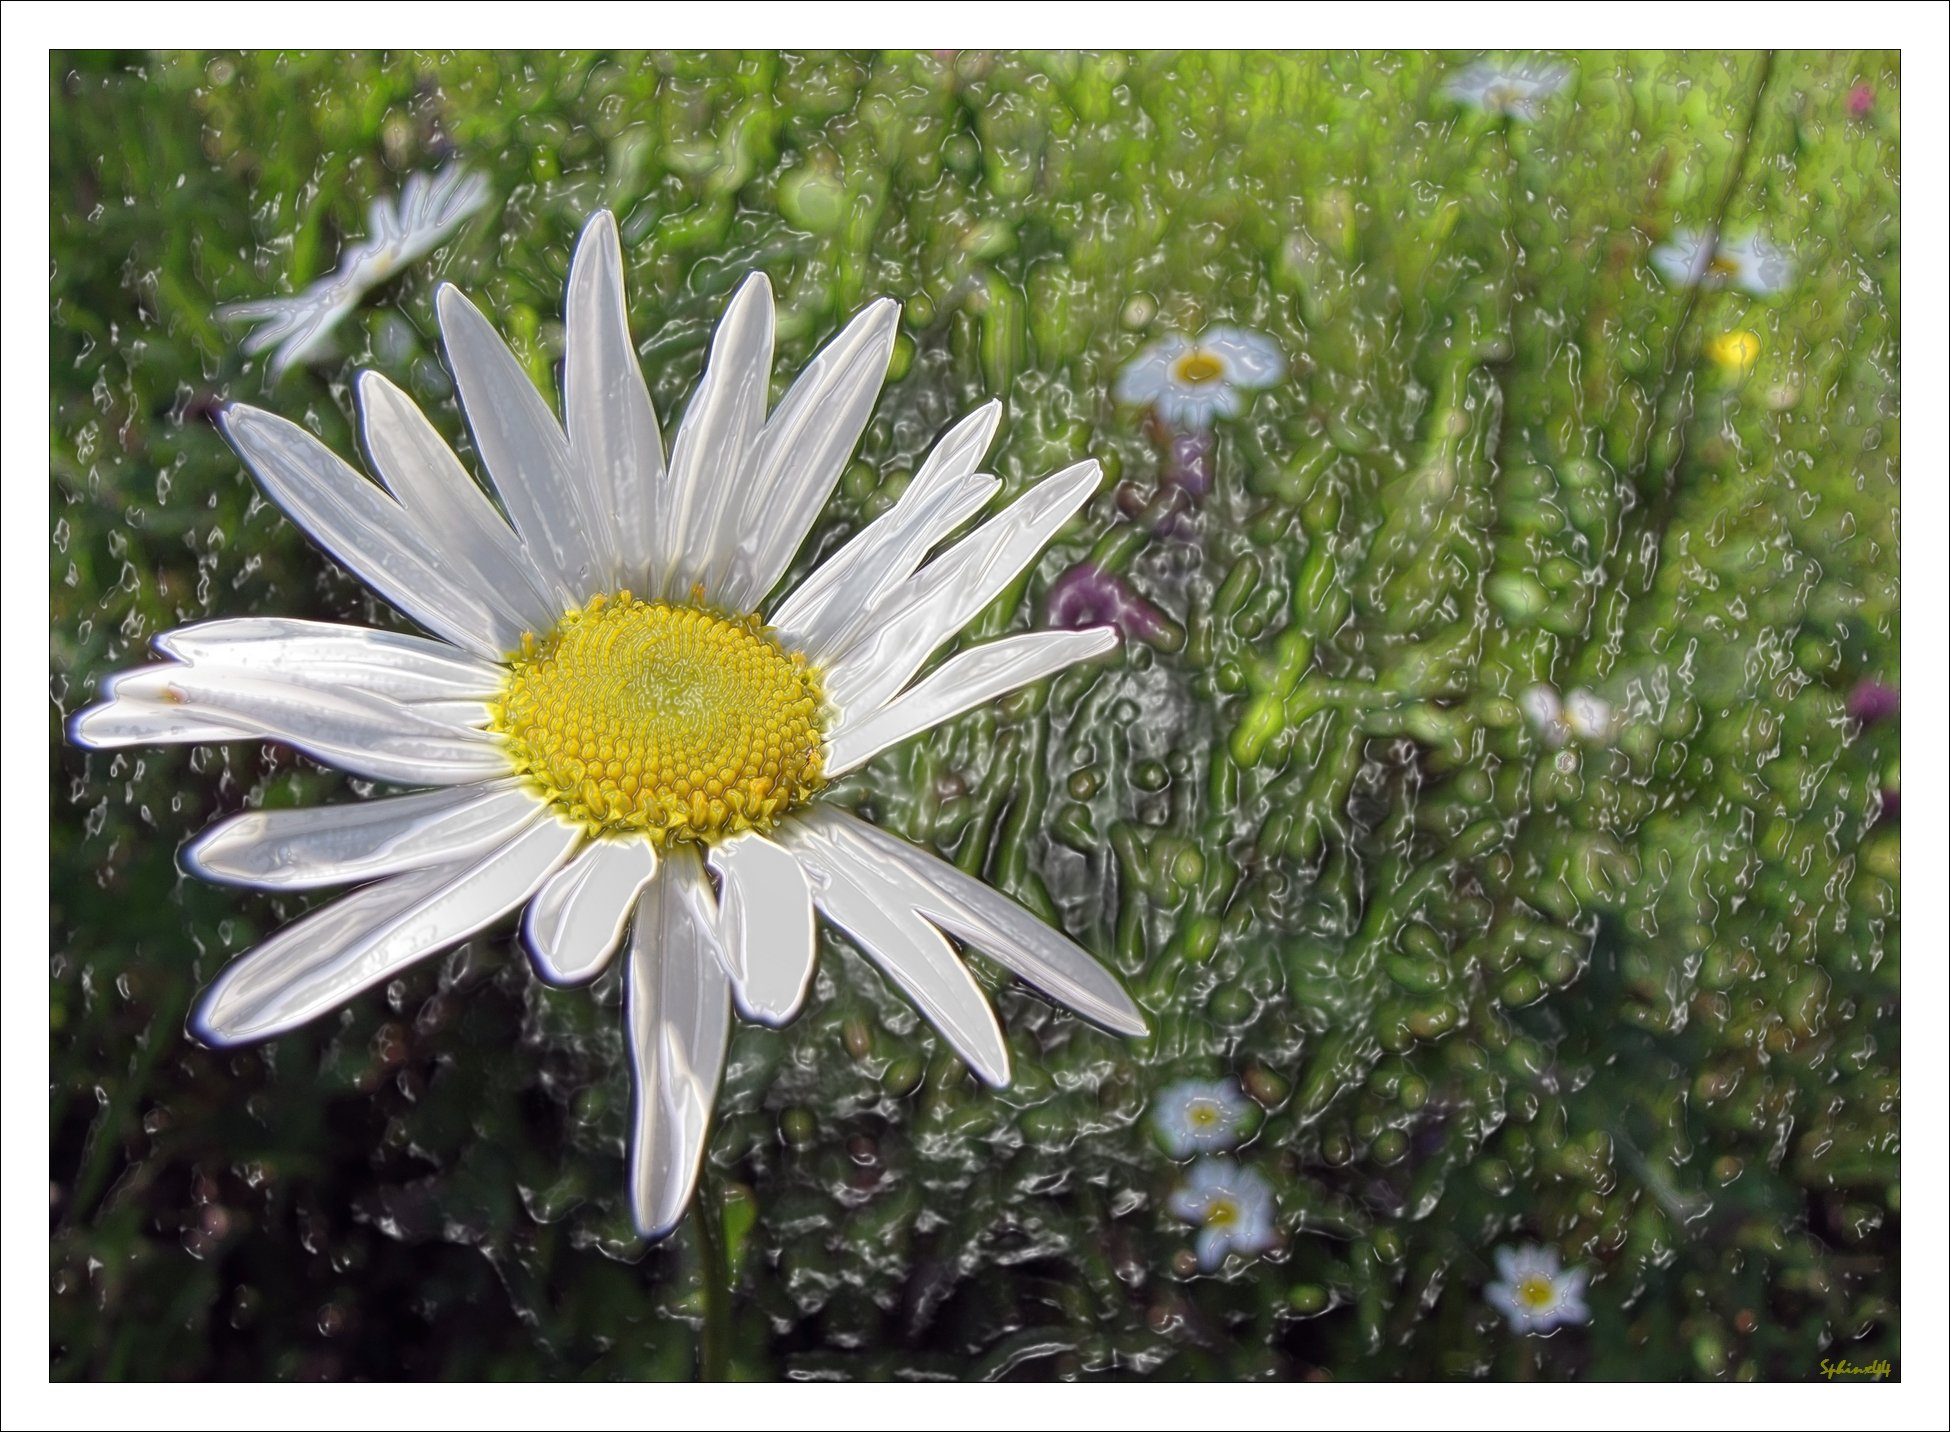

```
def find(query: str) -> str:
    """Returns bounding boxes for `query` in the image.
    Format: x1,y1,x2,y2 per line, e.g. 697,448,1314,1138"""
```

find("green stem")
695,1171,731,1382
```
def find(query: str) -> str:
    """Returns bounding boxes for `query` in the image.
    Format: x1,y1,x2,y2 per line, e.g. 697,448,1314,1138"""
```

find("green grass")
49,49,1900,1381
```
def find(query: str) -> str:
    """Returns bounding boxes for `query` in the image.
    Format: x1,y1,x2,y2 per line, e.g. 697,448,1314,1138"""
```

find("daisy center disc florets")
492,593,825,845
1173,349,1226,385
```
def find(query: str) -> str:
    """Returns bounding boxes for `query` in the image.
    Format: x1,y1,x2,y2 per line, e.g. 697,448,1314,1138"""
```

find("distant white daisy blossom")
1167,1158,1277,1271
1443,57,1572,121
1485,1243,1591,1334
74,209,1145,1242
1650,227,1794,297
1562,688,1619,744
218,166,492,378
1113,326,1284,430
1151,1077,1254,1158
1519,683,1569,748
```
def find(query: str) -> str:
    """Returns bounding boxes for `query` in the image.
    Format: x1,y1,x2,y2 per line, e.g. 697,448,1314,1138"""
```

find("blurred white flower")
1114,326,1284,430
1167,1158,1277,1270
1519,683,1569,748
1563,688,1619,744
1651,227,1794,297
1443,57,1572,121
1151,1077,1254,1158
219,166,493,378
1485,1243,1590,1334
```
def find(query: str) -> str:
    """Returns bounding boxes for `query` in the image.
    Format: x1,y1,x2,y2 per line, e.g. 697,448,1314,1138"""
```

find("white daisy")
1518,683,1570,748
1650,227,1795,297
1562,687,1619,744
1150,1077,1255,1158
72,209,1146,1241
1166,1158,1277,1271
1112,326,1284,431
1484,1243,1591,1335
218,165,492,378
1442,56,1572,122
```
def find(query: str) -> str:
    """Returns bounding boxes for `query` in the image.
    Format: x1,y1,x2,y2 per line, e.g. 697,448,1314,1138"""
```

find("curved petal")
217,404,522,657
626,848,733,1241
67,698,254,749
780,819,1010,1086
825,626,1118,775
656,273,774,602
155,618,507,703
1112,338,1183,403
706,829,817,1026
1199,326,1286,386
100,666,507,787
821,458,1102,715
716,297,900,612
795,806,1146,1037
522,834,659,986
185,779,540,891
564,210,666,595
437,283,609,599
358,370,565,625
190,813,581,1046
769,402,1003,660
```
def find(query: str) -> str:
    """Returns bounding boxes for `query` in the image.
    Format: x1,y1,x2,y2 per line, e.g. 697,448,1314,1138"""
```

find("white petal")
523,835,659,986
706,830,817,1026
358,370,566,625
780,820,1010,1085
769,402,1002,658
191,814,581,1046
825,626,1118,775
1112,339,1183,403
565,211,666,594
822,458,1101,716
716,297,900,612
155,618,507,703
437,283,609,599
657,273,774,602
797,807,1146,1037
67,698,254,748
101,666,507,787
1199,326,1286,386
626,849,733,1241
218,404,520,658
186,779,540,890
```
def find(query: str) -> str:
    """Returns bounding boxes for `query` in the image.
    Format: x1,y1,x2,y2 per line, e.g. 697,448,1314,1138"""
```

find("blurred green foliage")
50,49,1899,1381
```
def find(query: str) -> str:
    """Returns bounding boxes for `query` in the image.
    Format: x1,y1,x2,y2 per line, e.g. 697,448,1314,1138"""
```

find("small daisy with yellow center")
1113,326,1285,431
1652,227,1795,297
1151,1076,1256,1158
1167,1158,1277,1271
1485,1243,1591,1335
72,208,1147,1242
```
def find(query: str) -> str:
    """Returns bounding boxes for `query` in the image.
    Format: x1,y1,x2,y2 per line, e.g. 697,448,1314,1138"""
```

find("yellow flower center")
1172,349,1226,385
1517,1275,1556,1310
1707,330,1761,372
1706,253,1742,278
1206,1196,1239,1228
492,593,825,844
1188,1101,1222,1128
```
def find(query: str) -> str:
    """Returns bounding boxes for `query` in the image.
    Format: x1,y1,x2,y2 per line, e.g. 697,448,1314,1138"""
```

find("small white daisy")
218,165,492,378
1519,683,1570,748
1151,1077,1255,1158
1443,56,1572,121
1650,227,1795,297
1485,1243,1591,1335
73,209,1147,1241
1112,326,1284,431
1166,1158,1277,1271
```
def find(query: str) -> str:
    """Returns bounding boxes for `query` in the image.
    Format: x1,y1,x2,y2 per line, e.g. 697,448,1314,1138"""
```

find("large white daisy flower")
218,165,492,378
72,209,1146,1241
